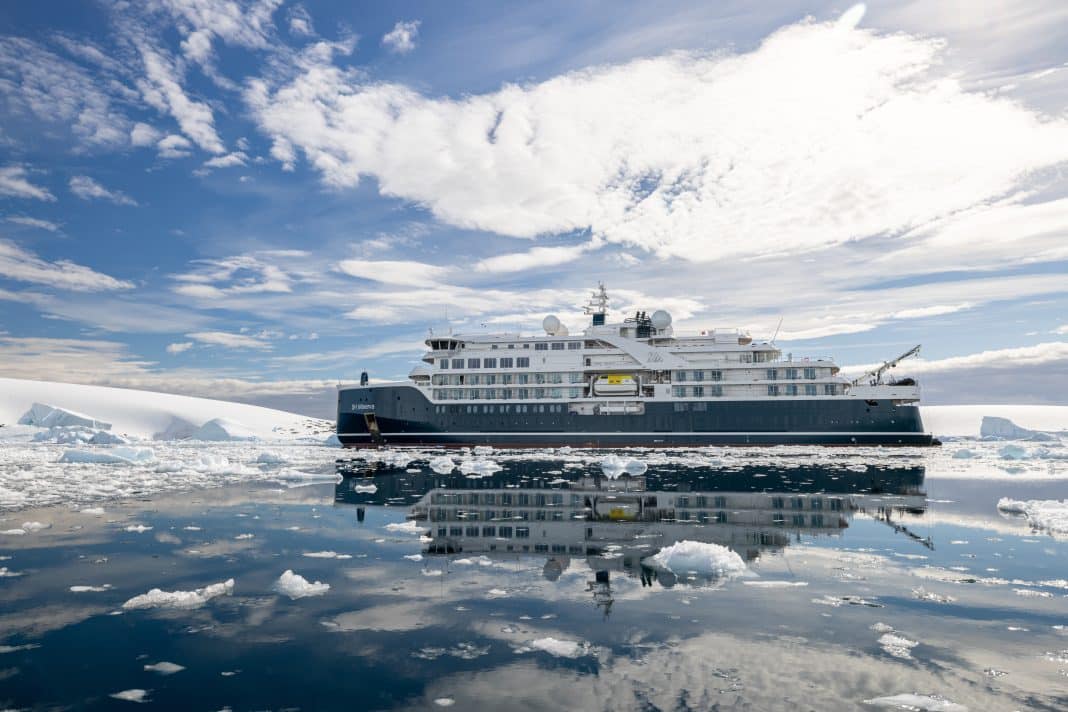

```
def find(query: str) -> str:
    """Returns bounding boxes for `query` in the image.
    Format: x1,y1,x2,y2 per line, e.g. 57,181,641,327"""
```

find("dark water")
1,457,1066,710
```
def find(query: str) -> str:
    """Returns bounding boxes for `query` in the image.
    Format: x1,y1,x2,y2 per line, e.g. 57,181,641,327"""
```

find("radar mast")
584,282,609,326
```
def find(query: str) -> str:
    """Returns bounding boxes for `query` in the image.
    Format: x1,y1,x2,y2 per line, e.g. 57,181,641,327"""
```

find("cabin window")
675,370,688,381
741,353,753,363
804,385,817,396
710,370,722,381
500,357,513,368
484,358,497,368
804,367,816,379
786,368,798,379
515,527,530,539
568,342,581,350
824,384,837,395
693,370,704,381
518,374,529,385
792,514,805,527
508,344,515,349
517,388,528,399
482,526,496,537
785,384,798,396
491,344,498,349
468,358,481,368
709,385,723,397
569,387,581,398
517,357,530,368
672,386,685,397
693,386,704,397
502,374,513,385
535,343,548,351
767,385,779,396
439,359,448,369
766,369,777,380
452,358,464,369
716,511,728,523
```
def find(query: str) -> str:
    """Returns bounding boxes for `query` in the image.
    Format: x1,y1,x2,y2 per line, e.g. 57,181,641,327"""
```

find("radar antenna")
851,345,922,386
583,282,609,327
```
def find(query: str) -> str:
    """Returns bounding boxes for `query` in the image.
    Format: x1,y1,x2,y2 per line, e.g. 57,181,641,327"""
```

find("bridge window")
568,342,581,350
452,358,464,368
500,357,513,368
766,369,777,380
439,359,448,369
535,343,548,351
551,342,565,350
467,358,481,368
804,367,816,379
484,358,497,368
517,357,530,368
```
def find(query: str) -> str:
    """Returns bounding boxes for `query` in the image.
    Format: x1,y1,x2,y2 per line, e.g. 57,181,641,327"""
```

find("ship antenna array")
584,282,609,315
850,344,922,386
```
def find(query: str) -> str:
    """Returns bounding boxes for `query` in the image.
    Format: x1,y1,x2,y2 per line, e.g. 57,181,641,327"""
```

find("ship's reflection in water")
336,460,926,611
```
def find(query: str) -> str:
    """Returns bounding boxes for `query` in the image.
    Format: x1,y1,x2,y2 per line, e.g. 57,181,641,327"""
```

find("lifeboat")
593,374,638,396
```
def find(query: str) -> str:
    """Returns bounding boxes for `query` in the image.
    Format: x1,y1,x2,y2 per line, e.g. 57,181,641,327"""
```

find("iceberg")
122,578,235,610
274,569,330,599
600,455,648,478
18,402,111,430
189,418,257,442
646,540,747,578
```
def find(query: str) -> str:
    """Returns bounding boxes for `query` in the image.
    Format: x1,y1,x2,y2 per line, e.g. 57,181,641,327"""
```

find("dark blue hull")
336,384,936,447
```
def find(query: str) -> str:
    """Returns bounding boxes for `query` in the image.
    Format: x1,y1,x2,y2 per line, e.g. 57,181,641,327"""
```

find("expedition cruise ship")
336,285,934,447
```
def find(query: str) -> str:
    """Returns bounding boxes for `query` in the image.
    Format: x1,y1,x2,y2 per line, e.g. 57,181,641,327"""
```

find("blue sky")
1,0,1067,416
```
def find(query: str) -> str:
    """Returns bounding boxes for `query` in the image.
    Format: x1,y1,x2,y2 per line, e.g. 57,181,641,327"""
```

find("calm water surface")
1,455,1066,710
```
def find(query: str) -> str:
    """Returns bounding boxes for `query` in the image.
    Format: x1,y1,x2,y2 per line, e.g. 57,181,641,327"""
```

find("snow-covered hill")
0,378,331,440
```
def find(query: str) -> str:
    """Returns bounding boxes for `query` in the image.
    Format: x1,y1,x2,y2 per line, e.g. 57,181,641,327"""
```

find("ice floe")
742,580,808,588
996,498,1068,538
878,632,919,659
599,454,647,478
122,578,235,610
385,520,426,534
124,524,152,533
433,698,456,707
459,458,502,477
527,637,589,658
646,540,747,579
143,661,184,675
60,447,156,465
863,693,966,711
0,566,24,577
110,689,149,703
70,584,111,592
303,551,352,560
429,455,456,474
274,569,330,599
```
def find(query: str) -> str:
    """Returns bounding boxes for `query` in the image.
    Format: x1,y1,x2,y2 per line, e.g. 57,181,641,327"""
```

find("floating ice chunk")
742,580,808,588
404,554,423,561
143,661,184,675
234,533,254,540
0,643,40,653
863,694,967,711
1013,588,1053,598
0,567,24,577
122,578,234,610
486,588,508,598
951,449,976,459
421,569,443,576
996,498,1068,537
0,529,26,536
473,445,493,455
90,430,128,445
871,622,894,633
303,551,353,560
385,520,426,535
274,570,329,599
998,444,1028,460
912,587,955,603
19,402,111,430
454,556,493,566
21,521,49,532
600,455,647,478
109,689,148,703
80,507,105,516
353,483,378,493
256,451,288,465
190,418,257,442
125,524,152,533
192,454,256,476
429,456,456,474
70,584,111,592
459,459,502,477
323,433,342,447
529,637,588,658
59,447,156,465
646,540,747,578
878,632,919,659
433,698,456,707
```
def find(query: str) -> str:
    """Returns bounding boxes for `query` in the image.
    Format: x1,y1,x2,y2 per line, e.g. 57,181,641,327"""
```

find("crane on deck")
850,345,922,387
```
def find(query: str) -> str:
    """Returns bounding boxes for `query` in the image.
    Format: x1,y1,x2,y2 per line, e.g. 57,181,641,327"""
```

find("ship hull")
337,385,936,447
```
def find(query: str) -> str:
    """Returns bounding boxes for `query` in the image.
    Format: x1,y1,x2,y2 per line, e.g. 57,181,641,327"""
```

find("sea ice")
404,554,423,561
109,689,148,703
59,447,156,465
385,520,426,535
996,498,1068,537
646,540,747,578
143,661,185,675
122,578,235,610
878,632,919,659
303,551,353,559
274,569,330,599
429,456,456,474
0,567,24,577
124,524,152,533
742,580,808,588
529,637,588,658
459,458,502,476
256,451,288,464
433,698,456,707
599,455,648,478
998,444,1028,460
863,693,967,711
21,520,49,531
70,584,111,592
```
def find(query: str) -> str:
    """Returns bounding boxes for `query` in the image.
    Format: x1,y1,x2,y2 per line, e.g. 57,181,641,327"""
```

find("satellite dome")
543,315,561,334
651,310,672,329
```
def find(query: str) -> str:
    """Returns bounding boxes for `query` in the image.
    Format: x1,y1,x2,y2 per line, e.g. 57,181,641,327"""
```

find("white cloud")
136,44,225,154
0,240,133,292
287,5,315,37
336,259,449,287
157,134,193,158
1055,325,1068,335
202,151,248,168
187,330,272,349
130,122,162,147
166,342,193,354
474,243,595,273
4,216,60,232
69,175,138,206
248,11,1068,266
382,20,421,54
0,166,55,201
171,253,295,298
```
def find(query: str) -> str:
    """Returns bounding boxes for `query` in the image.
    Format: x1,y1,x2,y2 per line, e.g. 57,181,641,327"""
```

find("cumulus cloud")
0,240,133,291
68,176,138,206
382,20,420,54
247,11,1068,265
186,330,272,349
0,166,55,201
130,122,162,147
157,134,194,158
336,259,449,286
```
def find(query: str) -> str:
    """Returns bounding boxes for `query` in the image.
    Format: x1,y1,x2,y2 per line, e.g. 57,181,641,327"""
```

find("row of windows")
770,496,843,510
767,384,838,396
773,513,828,527
673,370,724,381
671,385,725,398
767,367,819,380
432,492,573,506
533,342,583,351
432,388,582,401
432,509,568,523
438,525,532,538
432,372,585,385
441,357,533,369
